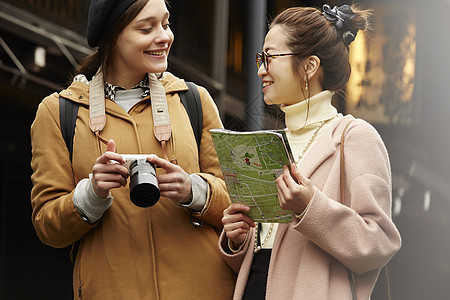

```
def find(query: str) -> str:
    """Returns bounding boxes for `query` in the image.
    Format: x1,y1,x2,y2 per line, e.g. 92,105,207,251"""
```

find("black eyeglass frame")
256,51,300,71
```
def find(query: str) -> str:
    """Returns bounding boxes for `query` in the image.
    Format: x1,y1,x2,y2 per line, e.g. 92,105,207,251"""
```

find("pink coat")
219,115,402,300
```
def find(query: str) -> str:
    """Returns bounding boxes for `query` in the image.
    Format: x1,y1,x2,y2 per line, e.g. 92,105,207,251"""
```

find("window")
346,3,417,125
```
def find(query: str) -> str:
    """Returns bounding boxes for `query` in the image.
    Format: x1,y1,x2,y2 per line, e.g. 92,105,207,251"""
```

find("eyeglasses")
256,51,300,71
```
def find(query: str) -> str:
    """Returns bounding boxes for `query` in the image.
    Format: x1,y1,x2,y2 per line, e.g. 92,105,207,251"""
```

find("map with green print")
210,129,295,223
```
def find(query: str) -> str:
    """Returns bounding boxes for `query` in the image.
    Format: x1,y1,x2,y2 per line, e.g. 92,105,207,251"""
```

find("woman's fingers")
91,140,128,197
146,155,192,203
146,154,178,173
222,204,255,246
276,164,314,213
222,204,256,228
289,163,310,186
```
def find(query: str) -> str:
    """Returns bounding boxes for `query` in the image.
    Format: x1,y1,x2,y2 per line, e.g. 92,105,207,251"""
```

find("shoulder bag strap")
340,120,392,300
340,120,357,300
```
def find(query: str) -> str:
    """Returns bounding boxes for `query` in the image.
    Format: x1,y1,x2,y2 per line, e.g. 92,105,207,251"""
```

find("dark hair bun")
322,4,358,45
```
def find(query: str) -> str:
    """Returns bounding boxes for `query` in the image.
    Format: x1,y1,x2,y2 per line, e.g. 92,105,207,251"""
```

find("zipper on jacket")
77,249,83,300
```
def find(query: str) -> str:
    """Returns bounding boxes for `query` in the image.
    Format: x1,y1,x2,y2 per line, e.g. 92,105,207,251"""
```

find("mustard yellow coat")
30,72,236,299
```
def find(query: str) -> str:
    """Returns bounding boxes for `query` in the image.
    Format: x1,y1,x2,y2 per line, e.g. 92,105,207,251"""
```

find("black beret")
87,0,138,47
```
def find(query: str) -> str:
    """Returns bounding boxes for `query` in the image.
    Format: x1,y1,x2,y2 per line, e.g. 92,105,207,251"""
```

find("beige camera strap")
88,70,109,147
148,73,171,160
89,70,107,142
88,71,172,160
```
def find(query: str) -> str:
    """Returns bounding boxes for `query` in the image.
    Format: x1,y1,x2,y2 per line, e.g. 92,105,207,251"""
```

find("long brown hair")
270,5,372,92
70,0,150,82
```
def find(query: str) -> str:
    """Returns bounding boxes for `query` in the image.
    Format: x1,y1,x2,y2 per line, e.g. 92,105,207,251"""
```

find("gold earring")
305,75,309,90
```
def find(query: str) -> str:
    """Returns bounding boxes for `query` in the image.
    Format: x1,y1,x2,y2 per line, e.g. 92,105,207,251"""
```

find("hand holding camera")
146,155,193,205
92,140,192,208
91,140,128,199
122,154,193,207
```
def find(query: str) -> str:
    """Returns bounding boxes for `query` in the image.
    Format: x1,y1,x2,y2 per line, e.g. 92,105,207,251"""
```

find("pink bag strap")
340,119,392,300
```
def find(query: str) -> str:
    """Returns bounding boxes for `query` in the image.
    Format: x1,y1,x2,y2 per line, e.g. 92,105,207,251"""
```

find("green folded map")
210,128,295,223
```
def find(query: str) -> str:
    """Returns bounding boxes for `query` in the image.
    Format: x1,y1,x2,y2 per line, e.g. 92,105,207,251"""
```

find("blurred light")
347,31,367,107
423,190,431,211
346,4,417,125
400,23,416,103
34,46,46,68
393,194,403,217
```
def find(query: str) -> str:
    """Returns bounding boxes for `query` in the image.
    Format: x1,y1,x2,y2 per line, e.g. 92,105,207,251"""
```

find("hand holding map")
210,129,295,223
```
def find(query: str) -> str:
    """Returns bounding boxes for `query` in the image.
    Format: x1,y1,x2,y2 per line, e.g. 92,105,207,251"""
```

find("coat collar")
59,71,188,105
298,115,355,179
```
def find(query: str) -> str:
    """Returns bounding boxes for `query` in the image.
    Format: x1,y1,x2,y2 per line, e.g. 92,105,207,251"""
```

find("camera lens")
129,159,160,207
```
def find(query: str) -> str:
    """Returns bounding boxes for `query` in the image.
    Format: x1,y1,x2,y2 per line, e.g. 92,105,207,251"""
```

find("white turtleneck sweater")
259,90,342,250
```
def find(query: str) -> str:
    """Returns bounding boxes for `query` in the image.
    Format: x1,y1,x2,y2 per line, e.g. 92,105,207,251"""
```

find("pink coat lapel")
298,115,355,179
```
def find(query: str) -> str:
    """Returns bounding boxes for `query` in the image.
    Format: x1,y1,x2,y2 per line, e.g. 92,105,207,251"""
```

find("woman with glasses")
220,4,401,299
30,0,235,298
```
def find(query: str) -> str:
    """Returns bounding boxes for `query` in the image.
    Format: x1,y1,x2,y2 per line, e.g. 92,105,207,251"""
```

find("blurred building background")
1,0,449,299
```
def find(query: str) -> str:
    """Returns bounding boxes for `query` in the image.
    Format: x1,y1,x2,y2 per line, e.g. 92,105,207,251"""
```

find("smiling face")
111,0,173,87
258,25,305,106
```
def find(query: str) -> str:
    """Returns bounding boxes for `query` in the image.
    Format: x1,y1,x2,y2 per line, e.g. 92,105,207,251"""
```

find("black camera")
122,155,160,207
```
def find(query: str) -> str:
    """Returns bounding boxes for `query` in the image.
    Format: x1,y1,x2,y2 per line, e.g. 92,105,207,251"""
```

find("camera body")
122,154,160,207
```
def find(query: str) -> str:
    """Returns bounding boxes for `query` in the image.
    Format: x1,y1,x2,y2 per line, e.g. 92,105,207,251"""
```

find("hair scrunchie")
322,4,358,45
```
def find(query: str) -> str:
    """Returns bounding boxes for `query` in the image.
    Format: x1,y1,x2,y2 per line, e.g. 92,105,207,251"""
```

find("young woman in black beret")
30,0,235,298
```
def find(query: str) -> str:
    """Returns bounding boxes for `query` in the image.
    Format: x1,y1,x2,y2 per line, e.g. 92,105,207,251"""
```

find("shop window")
169,0,214,76
346,3,417,125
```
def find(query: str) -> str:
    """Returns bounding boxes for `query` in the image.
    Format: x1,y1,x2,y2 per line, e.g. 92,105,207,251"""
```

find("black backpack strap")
59,95,81,264
179,82,203,152
59,95,79,161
